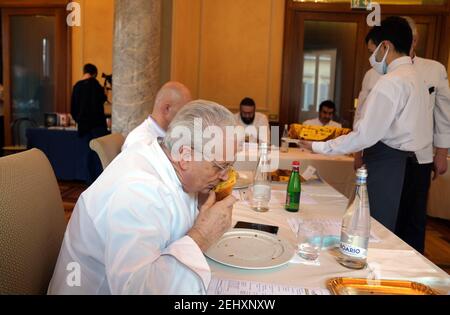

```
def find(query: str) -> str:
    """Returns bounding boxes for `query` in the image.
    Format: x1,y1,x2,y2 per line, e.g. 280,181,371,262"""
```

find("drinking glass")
297,221,323,261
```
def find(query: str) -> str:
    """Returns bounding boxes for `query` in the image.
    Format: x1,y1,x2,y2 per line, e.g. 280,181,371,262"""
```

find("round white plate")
235,171,253,189
205,228,295,270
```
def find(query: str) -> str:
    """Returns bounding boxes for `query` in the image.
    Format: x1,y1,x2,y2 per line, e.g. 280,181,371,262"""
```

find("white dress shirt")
48,140,210,295
355,68,381,124
355,56,450,161
235,112,270,143
303,118,342,128
122,116,166,151
412,56,450,150
313,57,433,163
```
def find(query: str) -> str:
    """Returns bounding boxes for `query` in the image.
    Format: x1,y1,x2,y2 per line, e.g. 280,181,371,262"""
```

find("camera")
102,73,112,87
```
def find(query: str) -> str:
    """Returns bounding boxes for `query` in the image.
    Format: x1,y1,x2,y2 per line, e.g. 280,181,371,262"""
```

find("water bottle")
337,167,371,269
251,143,272,212
281,124,289,153
285,161,301,212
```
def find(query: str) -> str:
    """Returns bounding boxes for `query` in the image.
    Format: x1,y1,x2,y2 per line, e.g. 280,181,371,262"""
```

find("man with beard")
235,97,270,144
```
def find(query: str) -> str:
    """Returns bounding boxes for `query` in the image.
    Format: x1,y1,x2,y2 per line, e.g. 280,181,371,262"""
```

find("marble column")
112,0,161,135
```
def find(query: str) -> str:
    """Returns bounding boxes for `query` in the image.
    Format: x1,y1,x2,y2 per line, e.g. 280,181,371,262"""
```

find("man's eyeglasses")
211,160,234,174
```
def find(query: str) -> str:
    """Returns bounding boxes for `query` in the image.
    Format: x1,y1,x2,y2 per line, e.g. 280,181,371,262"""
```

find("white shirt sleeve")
355,70,378,126
433,64,450,149
104,183,210,295
313,80,397,155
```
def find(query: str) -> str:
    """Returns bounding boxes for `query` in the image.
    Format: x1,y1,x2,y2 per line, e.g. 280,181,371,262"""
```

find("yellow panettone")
289,124,304,139
341,128,352,136
214,169,237,201
300,125,336,141
288,124,351,141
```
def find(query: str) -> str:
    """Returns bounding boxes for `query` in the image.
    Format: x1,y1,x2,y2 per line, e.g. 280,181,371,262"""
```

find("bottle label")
285,192,300,207
253,184,271,198
339,242,367,259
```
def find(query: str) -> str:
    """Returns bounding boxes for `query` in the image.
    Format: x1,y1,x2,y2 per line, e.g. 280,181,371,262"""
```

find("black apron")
363,142,410,232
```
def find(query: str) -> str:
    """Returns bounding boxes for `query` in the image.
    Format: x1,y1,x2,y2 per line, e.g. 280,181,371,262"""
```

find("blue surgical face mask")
369,42,389,75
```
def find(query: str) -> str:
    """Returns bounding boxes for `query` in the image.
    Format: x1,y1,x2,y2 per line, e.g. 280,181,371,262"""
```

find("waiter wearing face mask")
300,16,433,232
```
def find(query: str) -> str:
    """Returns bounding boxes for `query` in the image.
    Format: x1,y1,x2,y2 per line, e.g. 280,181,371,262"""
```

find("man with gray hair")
48,100,238,295
121,81,192,151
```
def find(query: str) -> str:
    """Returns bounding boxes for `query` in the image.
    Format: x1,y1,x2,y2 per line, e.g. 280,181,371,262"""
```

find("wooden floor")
59,181,450,275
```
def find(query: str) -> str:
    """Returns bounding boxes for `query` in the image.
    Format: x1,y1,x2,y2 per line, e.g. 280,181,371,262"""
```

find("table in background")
235,147,355,199
26,127,103,183
235,148,450,221
207,180,450,294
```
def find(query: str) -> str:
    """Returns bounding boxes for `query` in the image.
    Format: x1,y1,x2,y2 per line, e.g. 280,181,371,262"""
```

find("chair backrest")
89,133,125,170
0,149,66,294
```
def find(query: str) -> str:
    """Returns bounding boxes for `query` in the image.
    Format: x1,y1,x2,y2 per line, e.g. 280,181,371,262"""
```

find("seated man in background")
122,81,191,151
235,97,270,144
48,100,238,295
303,100,342,128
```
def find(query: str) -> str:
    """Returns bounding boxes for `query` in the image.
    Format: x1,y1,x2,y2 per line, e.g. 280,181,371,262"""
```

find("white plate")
205,228,295,270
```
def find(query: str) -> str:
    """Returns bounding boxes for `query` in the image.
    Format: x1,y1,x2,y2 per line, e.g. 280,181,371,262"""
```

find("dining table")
234,146,450,220
205,173,450,295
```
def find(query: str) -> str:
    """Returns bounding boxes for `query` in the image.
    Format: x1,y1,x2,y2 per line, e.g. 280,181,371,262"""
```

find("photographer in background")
71,64,108,183
71,63,108,138
102,73,113,105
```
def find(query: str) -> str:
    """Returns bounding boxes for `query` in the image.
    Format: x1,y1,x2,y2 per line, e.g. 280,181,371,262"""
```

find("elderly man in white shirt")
121,81,192,151
301,17,433,232
303,100,342,128
48,100,238,295
235,97,270,144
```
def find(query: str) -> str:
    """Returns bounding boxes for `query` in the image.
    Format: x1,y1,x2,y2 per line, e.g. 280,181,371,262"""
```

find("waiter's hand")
433,148,449,180
299,140,313,152
354,151,364,170
188,191,236,252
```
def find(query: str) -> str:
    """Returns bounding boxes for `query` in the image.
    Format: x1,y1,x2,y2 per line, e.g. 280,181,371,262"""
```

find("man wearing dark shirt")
71,64,108,138
71,64,108,182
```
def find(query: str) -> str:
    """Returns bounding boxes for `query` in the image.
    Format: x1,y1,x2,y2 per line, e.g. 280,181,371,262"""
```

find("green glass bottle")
285,161,301,212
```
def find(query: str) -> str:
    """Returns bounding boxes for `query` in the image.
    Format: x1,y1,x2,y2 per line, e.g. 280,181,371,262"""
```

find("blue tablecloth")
26,128,103,183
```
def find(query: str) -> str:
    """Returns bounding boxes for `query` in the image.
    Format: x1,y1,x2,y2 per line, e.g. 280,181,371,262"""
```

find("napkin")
366,249,440,280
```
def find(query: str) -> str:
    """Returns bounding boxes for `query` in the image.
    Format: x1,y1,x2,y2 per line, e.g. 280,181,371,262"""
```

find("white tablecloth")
207,180,450,294
235,148,450,220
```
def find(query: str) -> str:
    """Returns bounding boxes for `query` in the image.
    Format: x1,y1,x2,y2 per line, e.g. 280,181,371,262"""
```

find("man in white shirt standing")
354,27,382,170
300,17,433,232
235,97,270,144
303,100,342,128
394,17,450,254
121,81,192,151
48,100,238,294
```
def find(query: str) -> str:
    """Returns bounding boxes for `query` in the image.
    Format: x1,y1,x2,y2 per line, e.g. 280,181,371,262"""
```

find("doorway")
280,1,449,128
1,7,70,148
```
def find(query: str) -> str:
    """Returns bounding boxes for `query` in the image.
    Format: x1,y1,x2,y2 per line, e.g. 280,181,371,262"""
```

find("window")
301,50,337,121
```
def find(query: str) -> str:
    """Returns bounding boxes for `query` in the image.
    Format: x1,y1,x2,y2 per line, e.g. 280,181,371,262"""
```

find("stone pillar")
112,0,161,135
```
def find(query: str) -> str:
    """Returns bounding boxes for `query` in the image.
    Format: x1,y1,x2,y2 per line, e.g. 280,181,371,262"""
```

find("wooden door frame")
280,8,367,126
280,0,450,128
1,4,71,146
